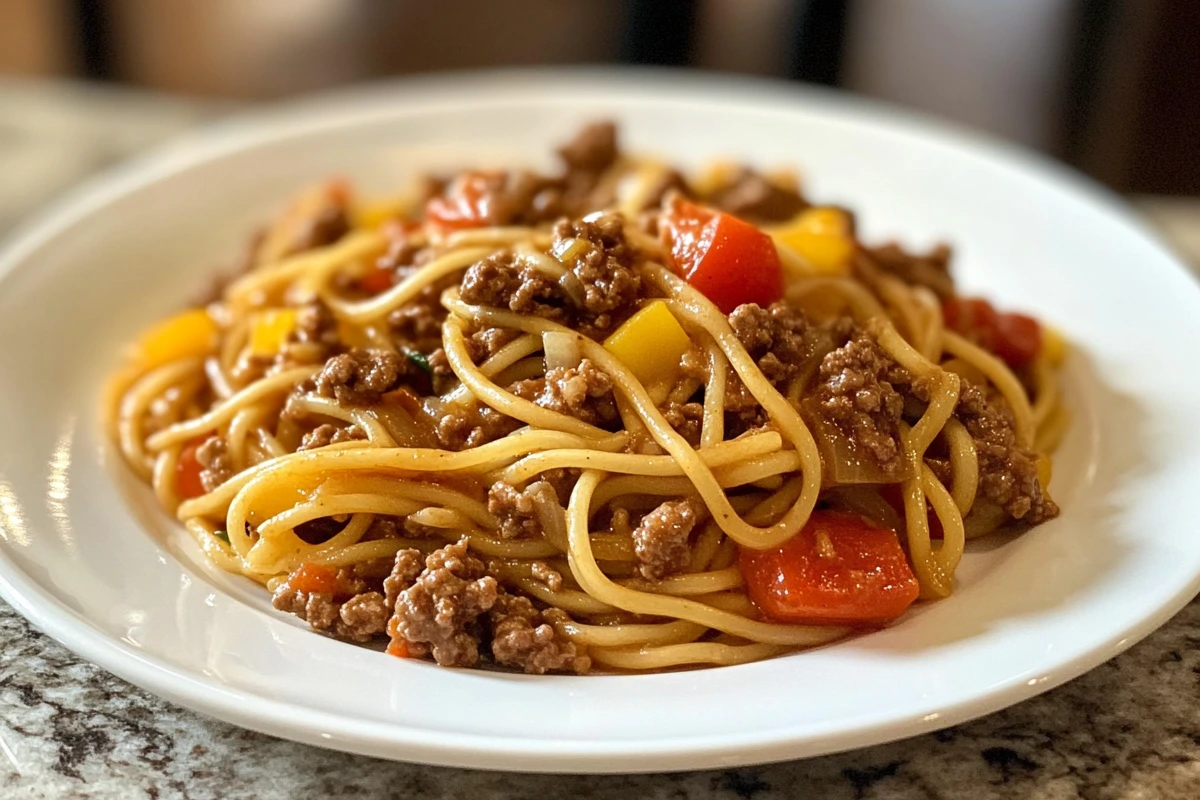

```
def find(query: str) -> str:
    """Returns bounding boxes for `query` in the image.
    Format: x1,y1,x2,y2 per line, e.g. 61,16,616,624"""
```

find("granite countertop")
1,79,1198,800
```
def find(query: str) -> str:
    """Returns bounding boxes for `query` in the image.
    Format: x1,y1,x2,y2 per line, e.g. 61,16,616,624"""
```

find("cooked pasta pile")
108,123,1066,674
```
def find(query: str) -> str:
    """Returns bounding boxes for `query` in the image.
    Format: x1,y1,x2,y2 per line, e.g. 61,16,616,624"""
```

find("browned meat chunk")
708,169,807,222
284,200,349,256
956,382,1058,523
488,594,588,674
195,436,232,492
373,224,423,276
729,302,830,390
459,250,567,322
557,121,618,173
435,400,523,450
861,243,955,300
293,300,341,349
551,214,642,330
661,401,704,446
335,592,389,642
459,214,643,335
528,560,563,591
298,423,366,451
386,282,446,354
314,348,410,406
633,499,699,580
465,326,523,364
272,585,338,630
811,331,907,475
383,548,425,608
271,584,388,643
514,359,618,427
487,480,558,539
425,347,453,380
386,539,500,668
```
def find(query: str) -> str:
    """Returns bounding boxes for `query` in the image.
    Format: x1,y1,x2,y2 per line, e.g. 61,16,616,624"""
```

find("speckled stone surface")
2,598,1198,799
1,78,1199,800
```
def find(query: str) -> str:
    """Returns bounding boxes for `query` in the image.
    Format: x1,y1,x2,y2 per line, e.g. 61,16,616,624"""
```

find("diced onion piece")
550,236,587,262
801,398,917,485
138,309,219,366
519,247,587,307
542,331,582,371
603,300,692,386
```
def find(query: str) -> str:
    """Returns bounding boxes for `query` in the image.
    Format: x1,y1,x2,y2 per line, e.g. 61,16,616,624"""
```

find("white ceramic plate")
1,70,1199,773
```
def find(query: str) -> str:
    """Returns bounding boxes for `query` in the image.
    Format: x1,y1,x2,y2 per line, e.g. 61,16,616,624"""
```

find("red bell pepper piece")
661,198,783,313
425,171,502,231
739,511,919,625
175,438,209,500
286,562,340,596
943,297,1042,367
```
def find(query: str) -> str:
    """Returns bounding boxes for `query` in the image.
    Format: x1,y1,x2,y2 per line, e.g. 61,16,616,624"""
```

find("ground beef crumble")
335,592,390,641
465,327,523,364
386,282,446,354
858,243,956,300
488,593,588,674
459,250,567,321
550,214,642,330
379,540,584,672
386,540,499,667
528,560,563,592
293,300,341,350
286,200,350,256
297,423,366,451
195,436,232,492
632,499,699,580
557,121,617,173
811,330,908,476
314,348,411,406
513,358,618,427
435,400,523,450
487,480,559,539
726,301,837,434
707,168,807,222
459,213,643,335
728,302,831,390
661,401,705,445
956,382,1058,523
270,586,389,643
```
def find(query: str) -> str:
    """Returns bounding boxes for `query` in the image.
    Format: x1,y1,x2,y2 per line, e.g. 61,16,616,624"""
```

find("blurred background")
1,0,1198,256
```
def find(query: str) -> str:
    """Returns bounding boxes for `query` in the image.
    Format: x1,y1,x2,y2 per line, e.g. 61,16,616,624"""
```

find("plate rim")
1,67,1199,773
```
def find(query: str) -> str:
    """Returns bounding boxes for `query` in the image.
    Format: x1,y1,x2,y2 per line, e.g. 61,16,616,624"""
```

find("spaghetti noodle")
108,123,1066,673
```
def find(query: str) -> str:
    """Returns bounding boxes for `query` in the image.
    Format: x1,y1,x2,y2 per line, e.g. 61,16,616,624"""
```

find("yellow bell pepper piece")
771,207,855,274
1041,325,1068,367
604,300,692,386
352,197,415,230
138,309,218,367
690,160,740,197
249,309,298,356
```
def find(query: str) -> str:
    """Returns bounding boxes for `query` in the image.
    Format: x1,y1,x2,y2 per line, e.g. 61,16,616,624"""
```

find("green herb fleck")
214,529,231,545
407,351,432,374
